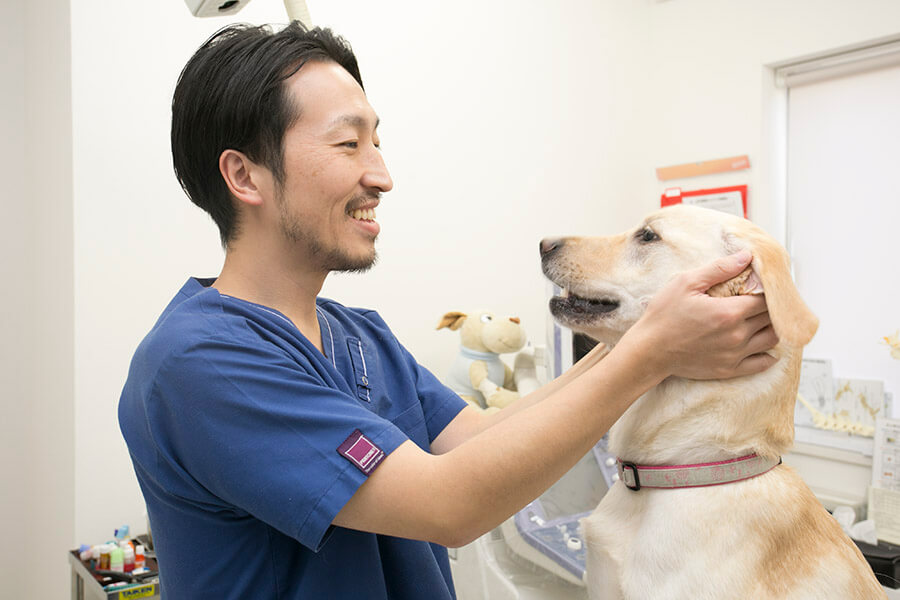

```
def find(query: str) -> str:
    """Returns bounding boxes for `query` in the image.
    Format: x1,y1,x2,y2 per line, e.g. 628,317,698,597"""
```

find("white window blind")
782,56,900,414
777,38,900,88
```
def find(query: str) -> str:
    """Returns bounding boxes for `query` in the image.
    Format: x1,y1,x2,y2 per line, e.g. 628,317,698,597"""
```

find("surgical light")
183,0,312,27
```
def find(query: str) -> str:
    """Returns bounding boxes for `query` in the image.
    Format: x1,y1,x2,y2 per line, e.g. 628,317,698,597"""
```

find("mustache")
346,190,381,212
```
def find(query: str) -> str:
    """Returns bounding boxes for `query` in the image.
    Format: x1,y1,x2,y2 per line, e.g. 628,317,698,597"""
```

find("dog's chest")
583,483,768,599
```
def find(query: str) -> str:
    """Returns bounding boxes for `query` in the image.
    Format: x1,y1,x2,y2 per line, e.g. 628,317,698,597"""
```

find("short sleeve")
360,310,467,443
404,348,467,442
148,335,409,551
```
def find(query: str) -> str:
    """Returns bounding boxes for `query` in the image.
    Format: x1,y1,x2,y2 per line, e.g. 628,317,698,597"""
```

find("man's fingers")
687,250,753,291
733,352,779,378
744,324,779,356
724,294,770,321
743,310,774,337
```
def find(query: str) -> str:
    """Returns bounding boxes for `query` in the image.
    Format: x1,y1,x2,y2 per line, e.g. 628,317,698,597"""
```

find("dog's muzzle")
549,294,620,317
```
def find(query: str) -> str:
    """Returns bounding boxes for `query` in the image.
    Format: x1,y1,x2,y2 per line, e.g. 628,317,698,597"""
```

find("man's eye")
343,141,358,148
636,228,660,243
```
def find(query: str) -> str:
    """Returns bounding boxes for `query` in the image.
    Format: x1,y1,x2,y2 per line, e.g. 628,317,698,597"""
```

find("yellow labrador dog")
541,205,885,600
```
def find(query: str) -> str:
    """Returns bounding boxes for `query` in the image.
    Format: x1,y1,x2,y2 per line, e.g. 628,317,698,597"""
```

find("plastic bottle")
114,525,130,542
123,546,135,572
99,545,111,570
134,545,146,570
78,544,92,561
91,545,101,569
109,546,124,572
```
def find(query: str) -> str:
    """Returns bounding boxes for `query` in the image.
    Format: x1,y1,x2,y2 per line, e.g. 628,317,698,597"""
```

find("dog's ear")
707,266,764,297
437,311,468,331
720,229,818,348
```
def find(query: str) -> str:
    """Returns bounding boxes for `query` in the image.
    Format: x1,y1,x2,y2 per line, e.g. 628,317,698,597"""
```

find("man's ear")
219,149,269,207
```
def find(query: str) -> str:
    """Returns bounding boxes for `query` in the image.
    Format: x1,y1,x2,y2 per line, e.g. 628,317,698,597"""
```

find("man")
119,22,778,599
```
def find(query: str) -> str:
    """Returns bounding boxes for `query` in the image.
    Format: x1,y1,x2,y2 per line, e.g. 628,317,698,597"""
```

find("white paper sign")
869,418,900,545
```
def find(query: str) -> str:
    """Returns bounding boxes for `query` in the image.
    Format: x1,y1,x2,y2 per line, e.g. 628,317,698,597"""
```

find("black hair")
171,21,363,247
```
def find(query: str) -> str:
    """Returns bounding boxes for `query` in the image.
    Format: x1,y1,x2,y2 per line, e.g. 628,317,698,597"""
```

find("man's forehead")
284,61,377,129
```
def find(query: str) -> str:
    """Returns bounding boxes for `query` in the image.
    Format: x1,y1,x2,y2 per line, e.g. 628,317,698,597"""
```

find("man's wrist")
614,323,670,389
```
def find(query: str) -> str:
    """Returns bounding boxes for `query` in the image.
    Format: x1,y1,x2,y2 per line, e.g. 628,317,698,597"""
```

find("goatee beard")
278,212,378,274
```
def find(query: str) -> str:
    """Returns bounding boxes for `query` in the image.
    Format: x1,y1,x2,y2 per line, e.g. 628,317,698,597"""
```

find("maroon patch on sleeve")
337,429,386,475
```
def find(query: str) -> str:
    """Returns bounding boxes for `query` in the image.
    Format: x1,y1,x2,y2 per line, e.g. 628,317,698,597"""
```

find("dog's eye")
480,314,493,323
636,228,660,243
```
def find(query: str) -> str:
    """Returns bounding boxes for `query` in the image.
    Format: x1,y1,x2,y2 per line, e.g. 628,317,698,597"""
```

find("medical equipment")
450,314,612,599
451,445,613,598
183,0,311,27
501,438,617,582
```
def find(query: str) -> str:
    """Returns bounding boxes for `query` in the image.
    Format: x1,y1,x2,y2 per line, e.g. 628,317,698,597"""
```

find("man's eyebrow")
326,114,381,132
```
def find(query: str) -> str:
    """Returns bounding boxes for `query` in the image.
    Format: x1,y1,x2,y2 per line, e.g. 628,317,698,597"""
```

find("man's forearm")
427,332,662,545
333,329,661,548
436,342,612,449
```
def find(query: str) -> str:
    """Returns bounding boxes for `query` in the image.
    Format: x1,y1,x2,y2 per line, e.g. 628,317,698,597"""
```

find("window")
779,41,900,416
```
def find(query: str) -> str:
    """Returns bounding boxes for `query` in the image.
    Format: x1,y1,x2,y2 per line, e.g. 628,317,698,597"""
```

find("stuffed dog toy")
437,309,527,412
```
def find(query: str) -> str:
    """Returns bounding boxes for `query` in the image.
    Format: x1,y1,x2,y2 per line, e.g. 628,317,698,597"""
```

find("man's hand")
625,250,779,381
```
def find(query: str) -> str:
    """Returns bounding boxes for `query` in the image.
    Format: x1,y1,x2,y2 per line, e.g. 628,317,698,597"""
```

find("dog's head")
541,205,818,460
541,204,817,352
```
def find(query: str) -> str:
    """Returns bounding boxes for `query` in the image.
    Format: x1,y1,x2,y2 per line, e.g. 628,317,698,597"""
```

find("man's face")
273,60,392,273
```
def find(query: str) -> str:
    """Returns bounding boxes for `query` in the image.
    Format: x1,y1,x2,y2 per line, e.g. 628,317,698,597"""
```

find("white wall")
68,0,642,551
1,3,35,599
5,0,900,597
1,0,75,597
632,0,900,239
70,0,233,554
27,0,77,589
319,0,651,367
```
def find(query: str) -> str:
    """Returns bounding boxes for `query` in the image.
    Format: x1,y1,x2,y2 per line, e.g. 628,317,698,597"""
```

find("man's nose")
363,148,393,193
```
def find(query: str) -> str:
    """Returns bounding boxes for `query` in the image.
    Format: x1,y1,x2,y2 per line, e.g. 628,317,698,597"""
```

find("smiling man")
118,22,779,600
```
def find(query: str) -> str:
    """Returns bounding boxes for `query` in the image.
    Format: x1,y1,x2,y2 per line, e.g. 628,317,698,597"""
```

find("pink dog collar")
616,454,781,491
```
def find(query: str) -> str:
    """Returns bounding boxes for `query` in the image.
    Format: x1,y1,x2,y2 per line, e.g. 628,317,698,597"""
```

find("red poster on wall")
660,185,748,218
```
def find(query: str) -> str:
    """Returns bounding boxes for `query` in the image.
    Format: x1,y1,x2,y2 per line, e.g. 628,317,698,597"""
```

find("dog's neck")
616,453,782,491
609,348,800,467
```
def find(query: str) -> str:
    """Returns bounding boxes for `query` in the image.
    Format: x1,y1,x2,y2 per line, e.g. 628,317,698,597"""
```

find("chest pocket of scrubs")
347,338,374,403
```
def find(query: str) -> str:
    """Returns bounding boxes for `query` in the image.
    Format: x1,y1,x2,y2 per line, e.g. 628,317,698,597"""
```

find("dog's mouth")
549,289,621,319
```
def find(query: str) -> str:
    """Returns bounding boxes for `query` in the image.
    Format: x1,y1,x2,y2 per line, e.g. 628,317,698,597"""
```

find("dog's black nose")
540,238,565,258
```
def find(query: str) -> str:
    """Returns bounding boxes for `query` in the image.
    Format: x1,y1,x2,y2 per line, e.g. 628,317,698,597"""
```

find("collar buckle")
619,461,641,491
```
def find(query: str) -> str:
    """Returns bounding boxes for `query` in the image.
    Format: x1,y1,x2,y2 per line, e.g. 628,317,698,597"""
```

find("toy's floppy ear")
715,229,818,348
437,311,468,331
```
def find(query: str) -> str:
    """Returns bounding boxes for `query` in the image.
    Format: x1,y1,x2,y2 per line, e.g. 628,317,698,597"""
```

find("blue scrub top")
119,278,467,599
